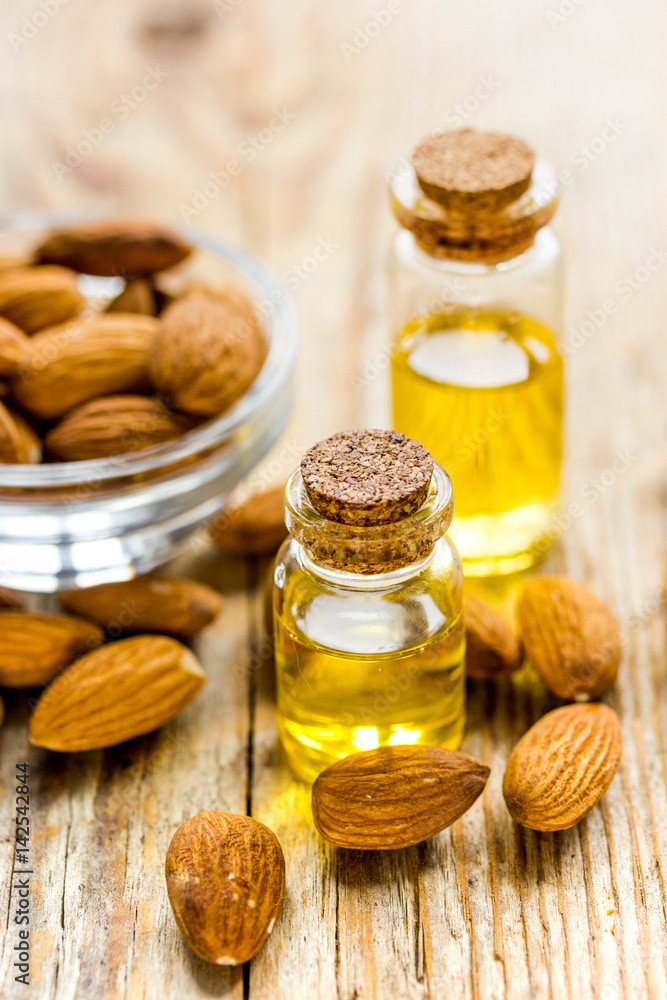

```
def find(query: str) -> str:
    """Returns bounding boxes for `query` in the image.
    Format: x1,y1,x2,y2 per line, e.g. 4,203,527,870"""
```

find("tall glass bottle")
388,129,564,575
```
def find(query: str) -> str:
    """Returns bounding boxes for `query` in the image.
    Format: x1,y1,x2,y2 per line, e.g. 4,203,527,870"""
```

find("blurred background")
1,0,664,575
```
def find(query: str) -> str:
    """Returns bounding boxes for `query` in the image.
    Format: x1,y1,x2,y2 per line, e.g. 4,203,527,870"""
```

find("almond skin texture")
0,318,29,376
0,610,103,687
60,574,223,639
35,220,192,277
209,485,287,556
166,811,285,965
12,313,157,420
29,634,205,751
502,703,621,831
465,590,523,679
150,287,266,416
518,576,621,701
45,395,195,461
312,745,490,849
0,265,84,333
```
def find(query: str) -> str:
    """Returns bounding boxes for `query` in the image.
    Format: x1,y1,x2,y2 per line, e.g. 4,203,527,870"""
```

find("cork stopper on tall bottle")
390,127,559,264
411,129,535,213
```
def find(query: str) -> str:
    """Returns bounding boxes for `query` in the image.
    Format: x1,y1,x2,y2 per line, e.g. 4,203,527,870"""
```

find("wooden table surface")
1,1,667,998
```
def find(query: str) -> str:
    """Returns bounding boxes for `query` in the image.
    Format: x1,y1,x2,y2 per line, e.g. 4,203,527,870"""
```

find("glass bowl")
0,211,298,592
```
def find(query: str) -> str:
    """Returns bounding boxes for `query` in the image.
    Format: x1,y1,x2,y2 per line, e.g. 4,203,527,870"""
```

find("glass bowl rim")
0,212,299,487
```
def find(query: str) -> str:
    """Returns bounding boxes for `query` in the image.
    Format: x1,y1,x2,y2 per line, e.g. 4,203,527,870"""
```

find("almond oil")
392,309,563,574
273,433,465,783
274,549,465,783
387,128,564,574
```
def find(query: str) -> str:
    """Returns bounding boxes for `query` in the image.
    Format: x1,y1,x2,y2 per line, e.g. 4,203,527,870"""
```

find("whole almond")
35,220,192,277
150,287,266,417
45,395,195,461
518,576,621,701
0,318,29,376
60,574,223,639
29,634,205,751
0,610,103,687
465,590,523,679
12,313,157,420
0,265,84,333
503,703,621,831
166,810,285,965
210,485,287,556
312,745,490,849
105,278,157,316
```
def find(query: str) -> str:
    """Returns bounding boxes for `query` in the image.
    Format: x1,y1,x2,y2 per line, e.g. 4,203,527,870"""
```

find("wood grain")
1,0,667,997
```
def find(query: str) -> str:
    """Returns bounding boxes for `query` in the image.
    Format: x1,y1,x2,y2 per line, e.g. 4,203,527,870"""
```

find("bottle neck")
283,464,455,577
297,544,438,590
389,156,559,266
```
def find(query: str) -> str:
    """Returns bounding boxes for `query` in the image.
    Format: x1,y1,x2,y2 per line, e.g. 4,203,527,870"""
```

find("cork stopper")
412,129,535,213
284,461,454,575
391,128,558,264
300,429,434,527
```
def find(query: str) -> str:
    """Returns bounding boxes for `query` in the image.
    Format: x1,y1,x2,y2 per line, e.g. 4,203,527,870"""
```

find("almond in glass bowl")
0,214,298,591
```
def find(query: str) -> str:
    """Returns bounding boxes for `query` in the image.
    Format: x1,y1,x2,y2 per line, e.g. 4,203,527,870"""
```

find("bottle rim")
283,462,454,575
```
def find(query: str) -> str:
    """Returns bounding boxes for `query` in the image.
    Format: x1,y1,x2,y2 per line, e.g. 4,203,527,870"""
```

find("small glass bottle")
387,129,564,576
273,429,465,782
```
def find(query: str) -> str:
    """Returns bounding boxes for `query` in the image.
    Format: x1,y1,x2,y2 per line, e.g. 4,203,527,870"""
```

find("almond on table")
518,575,621,701
29,634,206,751
0,610,103,687
60,574,223,640
311,745,490,850
502,702,622,831
464,590,523,679
165,811,285,965
209,484,287,556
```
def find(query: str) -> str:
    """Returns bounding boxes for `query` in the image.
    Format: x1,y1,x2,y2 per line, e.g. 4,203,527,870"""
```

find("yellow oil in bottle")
273,555,465,783
391,310,563,575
